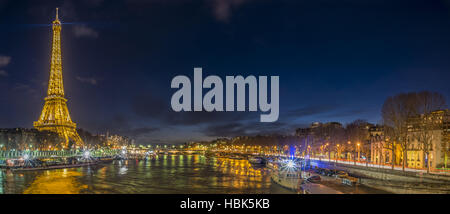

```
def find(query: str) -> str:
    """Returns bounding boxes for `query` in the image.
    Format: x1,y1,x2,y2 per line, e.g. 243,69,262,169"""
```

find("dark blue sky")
0,0,449,144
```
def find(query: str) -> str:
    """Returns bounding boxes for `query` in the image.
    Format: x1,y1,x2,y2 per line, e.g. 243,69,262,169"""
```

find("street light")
84,151,90,159
336,144,340,162
357,143,361,162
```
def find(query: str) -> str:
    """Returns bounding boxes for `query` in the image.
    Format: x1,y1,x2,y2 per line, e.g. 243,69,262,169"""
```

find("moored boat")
229,155,244,160
271,160,303,191
9,161,97,172
3,156,113,172
248,156,266,165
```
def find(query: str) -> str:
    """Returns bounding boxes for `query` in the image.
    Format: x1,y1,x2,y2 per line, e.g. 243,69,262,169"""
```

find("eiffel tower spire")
34,8,83,149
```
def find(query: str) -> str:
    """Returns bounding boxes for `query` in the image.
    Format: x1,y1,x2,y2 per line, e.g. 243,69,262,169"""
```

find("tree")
329,126,345,161
382,92,419,171
346,119,370,165
443,122,450,169
414,91,446,173
371,133,385,165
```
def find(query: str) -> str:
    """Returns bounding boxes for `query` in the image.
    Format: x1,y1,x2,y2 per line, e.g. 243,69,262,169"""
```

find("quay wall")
309,160,450,194
359,178,450,194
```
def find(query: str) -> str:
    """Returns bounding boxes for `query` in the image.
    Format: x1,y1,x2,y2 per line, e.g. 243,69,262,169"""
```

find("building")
370,109,449,169
406,109,449,169
295,122,343,138
369,125,397,165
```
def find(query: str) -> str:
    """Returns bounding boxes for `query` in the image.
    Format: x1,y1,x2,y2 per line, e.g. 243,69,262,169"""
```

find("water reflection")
1,155,293,194
24,170,87,194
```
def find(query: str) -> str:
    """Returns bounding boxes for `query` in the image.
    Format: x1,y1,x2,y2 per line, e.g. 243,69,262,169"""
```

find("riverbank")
309,159,450,194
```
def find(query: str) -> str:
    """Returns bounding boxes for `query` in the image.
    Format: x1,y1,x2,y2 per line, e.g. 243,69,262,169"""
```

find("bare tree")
443,123,450,169
413,91,446,173
346,119,370,165
330,126,345,161
382,92,419,171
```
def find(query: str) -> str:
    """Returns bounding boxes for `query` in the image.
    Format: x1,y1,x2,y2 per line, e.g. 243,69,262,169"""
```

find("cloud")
286,104,339,118
0,70,7,77
60,0,78,19
82,0,105,7
73,25,99,39
0,55,11,67
12,83,37,96
0,0,8,12
125,127,160,136
76,76,98,85
210,0,251,22
131,92,253,126
323,109,368,118
203,121,298,138
203,122,246,137
124,0,251,22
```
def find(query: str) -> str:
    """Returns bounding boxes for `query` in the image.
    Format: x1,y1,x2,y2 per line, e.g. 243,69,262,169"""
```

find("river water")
0,154,294,194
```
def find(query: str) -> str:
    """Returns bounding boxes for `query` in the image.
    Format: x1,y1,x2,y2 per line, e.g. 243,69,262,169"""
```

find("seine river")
0,154,294,194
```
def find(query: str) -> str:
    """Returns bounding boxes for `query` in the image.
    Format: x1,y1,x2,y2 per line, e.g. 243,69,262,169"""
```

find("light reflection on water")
1,155,293,194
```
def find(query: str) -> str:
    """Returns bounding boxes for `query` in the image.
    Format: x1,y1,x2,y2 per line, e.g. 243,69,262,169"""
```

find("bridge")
0,149,121,160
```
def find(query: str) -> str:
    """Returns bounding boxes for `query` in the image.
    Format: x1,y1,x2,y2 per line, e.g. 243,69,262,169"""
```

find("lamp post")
326,143,330,161
334,144,340,174
347,141,351,162
336,144,340,162
357,142,361,163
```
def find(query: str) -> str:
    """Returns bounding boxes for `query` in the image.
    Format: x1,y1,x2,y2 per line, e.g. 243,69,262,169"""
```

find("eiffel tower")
34,8,83,149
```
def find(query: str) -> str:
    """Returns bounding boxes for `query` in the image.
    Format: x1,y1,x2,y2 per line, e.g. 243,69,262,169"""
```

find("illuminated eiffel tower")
34,8,83,149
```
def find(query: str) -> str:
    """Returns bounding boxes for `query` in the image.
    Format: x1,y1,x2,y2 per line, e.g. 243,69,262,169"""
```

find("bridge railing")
0,149,121,160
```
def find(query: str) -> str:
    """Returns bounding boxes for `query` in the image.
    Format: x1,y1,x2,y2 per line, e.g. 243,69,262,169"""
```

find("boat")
8,161,98,172
248,156,266,165
266,161,276,170
229,155,244,160
271,160,303,191
3,156,114,172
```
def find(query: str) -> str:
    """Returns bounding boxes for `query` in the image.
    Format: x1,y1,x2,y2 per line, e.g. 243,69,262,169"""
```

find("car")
314,168,323,174
321,169,330,176
326,170,337,177
307,175,321,183
335,170,348,178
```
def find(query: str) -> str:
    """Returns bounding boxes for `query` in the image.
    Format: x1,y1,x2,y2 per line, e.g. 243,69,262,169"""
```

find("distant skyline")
0,0,449,144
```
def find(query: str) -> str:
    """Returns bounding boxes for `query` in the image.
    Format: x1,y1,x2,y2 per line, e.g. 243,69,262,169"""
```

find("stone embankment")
310,160,450,194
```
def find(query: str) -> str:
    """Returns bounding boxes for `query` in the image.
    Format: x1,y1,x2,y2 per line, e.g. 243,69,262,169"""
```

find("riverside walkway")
307,157,450,175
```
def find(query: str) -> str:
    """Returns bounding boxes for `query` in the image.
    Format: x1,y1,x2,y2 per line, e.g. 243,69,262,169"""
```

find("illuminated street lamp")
84,151,91,159
357,143,361,162
347,141,351,161
336,144,340,161
286,160,295,168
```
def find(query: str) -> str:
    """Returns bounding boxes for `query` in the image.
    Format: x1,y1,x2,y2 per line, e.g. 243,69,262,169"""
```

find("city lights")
0,1,449,198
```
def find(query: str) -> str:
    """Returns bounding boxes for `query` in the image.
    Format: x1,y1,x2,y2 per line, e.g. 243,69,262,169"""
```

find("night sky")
0,0,449,144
